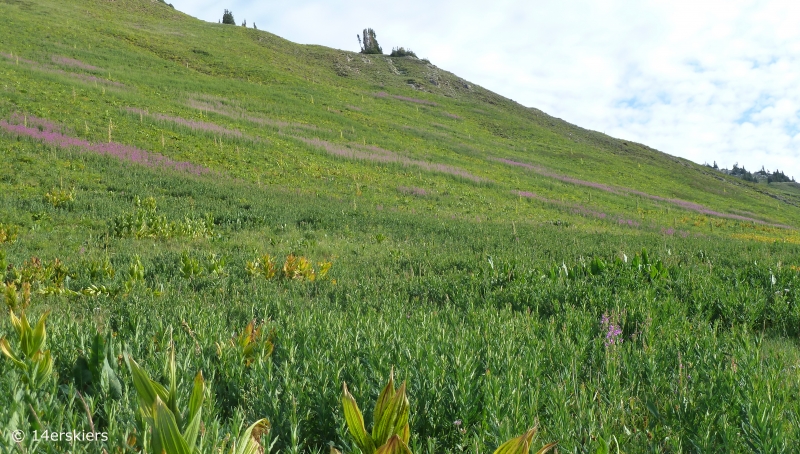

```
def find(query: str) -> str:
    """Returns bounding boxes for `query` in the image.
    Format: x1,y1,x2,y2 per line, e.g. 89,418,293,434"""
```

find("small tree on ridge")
358,28,383,54
222,9,235,25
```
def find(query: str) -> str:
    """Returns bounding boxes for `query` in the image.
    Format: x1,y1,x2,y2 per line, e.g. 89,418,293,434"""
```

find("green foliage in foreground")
0,142,798,453
0,0,799,452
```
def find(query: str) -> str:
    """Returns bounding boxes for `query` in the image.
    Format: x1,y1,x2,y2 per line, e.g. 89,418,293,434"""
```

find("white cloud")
170,0,799,178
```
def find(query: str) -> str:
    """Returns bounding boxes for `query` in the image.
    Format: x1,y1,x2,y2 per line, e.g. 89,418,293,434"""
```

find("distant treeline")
706,162,794,183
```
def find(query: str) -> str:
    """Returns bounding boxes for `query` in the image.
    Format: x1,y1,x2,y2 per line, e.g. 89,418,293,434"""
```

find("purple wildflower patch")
398,186,428,197
298,137,487,183
51,55,101,71
186,98,318,131
126,107,243,137
618,219,640,227
374,92,438,106
601,312,624,347
1,52,123,87
495,157,792,228
0,114,209,175
0,52,36,65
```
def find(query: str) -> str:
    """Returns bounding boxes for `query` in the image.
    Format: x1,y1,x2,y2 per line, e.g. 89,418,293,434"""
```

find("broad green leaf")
17,312,32,357
73,356,92,390
0,337,25,369
188,371,205,422
126,354,163,414
342,382,376,454
493,428,536,454
400,423,410,445
372,382,409,447
152,396,191,454
535,442,558,454
374,435,412,454
167,344,179,423
231,418,269,454
30,311,50,357
102,358,123,400
32,350,53,388
373,370,395,434
183,413,202,451
89,333,105,381
9,310,23,338
151,379,171,406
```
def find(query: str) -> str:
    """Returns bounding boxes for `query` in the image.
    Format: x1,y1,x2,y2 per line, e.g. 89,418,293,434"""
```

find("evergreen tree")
359,28,383,54
222,9,235,25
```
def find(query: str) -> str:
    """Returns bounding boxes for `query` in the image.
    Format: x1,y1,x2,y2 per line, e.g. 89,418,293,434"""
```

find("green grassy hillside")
1,0,799,452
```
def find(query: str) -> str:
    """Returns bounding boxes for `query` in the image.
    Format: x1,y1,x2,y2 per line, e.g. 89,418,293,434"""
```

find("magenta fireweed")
601,313,623,347
1,52,123,87
0,52,36,65
398,186,428,197
51,55,101,71
374,91,438,106
125,107,243,137
496,158,791,228
298,137,486,183
186,98,318,131
0,114,209,175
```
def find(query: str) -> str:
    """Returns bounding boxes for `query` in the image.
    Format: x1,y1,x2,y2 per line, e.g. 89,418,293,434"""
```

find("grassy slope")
1,0,799,453
2,0,798,235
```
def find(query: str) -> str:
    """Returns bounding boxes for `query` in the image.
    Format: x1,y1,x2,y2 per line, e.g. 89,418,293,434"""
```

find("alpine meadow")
1,0,800,452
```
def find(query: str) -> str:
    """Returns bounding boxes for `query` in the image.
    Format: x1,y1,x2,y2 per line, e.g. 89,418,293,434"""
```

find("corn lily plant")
493,428,558,454
126,345,269,454
337,371,557,454
340,370,410,454
0,310,53,389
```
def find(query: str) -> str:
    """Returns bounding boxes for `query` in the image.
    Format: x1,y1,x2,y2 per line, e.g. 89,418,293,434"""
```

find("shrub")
222,9,235,25
390,47,417,58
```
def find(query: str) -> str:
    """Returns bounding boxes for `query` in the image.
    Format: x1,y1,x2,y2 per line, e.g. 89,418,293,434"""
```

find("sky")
170,0,799,178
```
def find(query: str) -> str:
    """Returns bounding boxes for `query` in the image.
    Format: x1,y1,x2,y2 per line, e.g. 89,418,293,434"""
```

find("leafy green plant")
589,257,607,276
246,253,277,279
44,186,75,208
217,320,275,367
0,311,53,389
493,429,557,454
283,254,315,281
2,282,31,312
111,197,214,240
124,255,146,292
0,223,19,244
340,370,410,454
594,435,620,454
631,248,668,281
247,254,330,281
205,253,227,276
85,256,115,281
73,332,123,400
180,252,202,279
126,344,269,454
338,372,557,454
